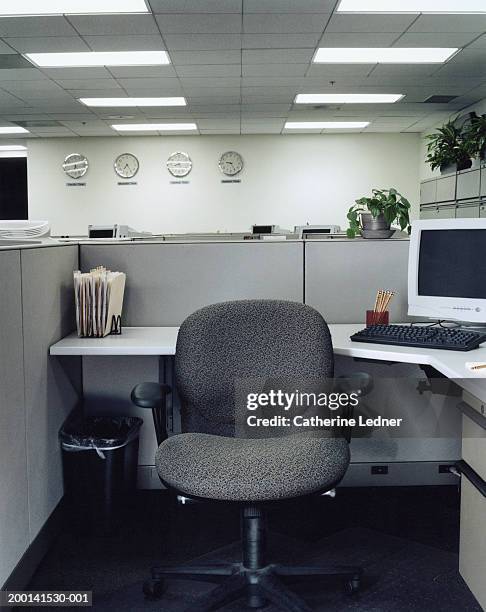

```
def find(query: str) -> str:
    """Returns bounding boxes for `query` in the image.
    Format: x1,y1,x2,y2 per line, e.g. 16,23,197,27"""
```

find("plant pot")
439,162,457,175
360,213,394,239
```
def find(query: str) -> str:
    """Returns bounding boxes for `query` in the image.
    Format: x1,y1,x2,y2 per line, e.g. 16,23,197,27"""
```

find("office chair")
131,300,363,612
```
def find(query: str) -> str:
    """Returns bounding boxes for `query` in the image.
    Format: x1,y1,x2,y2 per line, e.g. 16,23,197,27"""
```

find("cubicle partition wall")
0,245,80,589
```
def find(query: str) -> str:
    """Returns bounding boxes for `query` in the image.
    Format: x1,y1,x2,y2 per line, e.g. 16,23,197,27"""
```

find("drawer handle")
455,460,486,499
458,402,486,431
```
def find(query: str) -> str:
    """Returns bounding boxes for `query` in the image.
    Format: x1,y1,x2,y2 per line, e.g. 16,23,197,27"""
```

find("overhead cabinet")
420,205,456,220
456,169,480,201
436,174,456,203
420,179,437,205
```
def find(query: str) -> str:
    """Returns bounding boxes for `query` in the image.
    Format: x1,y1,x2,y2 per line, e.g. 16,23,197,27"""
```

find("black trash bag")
59,414,143,535
60,414,143,458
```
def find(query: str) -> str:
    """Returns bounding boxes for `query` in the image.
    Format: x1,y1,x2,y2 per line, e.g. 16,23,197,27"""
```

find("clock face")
62,153,88,179
219,151,243,176
114,153,139,179
167,151,192,178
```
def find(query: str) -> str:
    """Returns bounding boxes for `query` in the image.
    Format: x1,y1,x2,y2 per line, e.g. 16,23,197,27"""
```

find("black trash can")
59,414,143,535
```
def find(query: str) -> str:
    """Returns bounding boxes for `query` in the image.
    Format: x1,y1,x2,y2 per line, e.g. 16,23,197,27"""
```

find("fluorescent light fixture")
25,51,169,68
337,0,486,13
0,145,27,151
0,1,148,16
80,97,186,107
0,127,29,134
314,48,458,64
111,123,198,132
295,94,403,104
285,122,369,129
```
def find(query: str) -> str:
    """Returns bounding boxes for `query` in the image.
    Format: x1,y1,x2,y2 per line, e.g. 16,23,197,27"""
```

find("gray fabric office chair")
131,300,362,612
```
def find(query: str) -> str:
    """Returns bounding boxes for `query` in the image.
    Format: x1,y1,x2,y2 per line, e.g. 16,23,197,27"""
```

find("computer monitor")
408,218,486,324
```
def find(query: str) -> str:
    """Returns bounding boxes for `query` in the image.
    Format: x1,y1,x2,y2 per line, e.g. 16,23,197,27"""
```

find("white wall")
27,133,420,236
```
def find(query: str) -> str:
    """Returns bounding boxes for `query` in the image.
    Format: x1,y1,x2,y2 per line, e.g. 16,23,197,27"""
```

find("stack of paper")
73,266,126,337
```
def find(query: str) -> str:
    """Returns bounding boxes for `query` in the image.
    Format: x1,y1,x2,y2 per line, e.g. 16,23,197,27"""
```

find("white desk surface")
50,323,486,398
49,326,179,356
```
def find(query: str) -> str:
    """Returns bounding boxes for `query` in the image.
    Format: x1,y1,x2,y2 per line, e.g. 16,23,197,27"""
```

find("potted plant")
346,188,411,239
425,119,472,174
463,114,486,161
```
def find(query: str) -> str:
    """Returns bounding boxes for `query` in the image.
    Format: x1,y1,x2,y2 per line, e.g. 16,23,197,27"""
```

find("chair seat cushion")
155,433,350,502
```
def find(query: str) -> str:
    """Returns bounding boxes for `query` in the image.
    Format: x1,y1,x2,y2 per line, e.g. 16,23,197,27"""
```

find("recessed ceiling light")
0,145,27,150
313,48,458,64
25,51,169,68
337,0,486,13
295,94,403,104
285,122,370,129
80,97,186,107
0,0,148,15
0,127,29,134
111,123,198,132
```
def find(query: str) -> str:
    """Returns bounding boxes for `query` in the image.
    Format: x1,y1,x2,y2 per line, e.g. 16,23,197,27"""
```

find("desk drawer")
459,476,486,610
459,402,486,479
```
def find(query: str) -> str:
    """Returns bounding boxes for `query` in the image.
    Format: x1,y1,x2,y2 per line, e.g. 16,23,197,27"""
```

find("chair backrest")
175,300,334,436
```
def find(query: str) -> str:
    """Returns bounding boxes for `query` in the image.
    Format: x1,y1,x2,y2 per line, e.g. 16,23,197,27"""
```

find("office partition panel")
0,250,29,587
80,242,304,326
305,240,410,324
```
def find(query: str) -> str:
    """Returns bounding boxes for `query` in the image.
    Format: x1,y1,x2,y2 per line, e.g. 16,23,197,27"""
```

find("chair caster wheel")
143,579,165,600
344,577,361,595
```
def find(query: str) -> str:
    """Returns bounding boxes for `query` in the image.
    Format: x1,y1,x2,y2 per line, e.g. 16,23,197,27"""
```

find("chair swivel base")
144,561,362,612
143,505,363,612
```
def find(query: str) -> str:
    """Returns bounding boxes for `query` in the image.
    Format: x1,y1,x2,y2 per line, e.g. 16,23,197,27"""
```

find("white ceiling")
0,0,485,137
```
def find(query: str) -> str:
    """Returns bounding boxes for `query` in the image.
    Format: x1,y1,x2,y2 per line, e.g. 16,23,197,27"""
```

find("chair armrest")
131,382,171,445
131,382,171,409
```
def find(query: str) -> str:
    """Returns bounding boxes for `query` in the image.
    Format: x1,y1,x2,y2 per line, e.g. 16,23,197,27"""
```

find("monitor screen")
418,229,486,299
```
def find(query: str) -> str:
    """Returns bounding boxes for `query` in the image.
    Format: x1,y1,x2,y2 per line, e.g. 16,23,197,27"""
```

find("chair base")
144,504,363,611
145,561,362,611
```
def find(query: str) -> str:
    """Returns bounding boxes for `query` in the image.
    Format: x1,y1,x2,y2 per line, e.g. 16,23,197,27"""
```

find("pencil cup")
366,310,389,327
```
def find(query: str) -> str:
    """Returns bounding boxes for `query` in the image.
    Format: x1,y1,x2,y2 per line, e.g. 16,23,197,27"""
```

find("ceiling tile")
325,14,417,33
0,68,47,80
149,0,242,13
43,67,114,80
107,65,176,78
306,64,372,77
4,36,90,53
116,77,183,90
179,77,241,88
318,32,398,47
241,125,282,133
55,78,123,90
242,64,308,77
176,64,241,77
242,77,303,87
408,15,486,33
242,49,314,64
66,15,159,36
242,33,320,48
200,128,240,133
156,14,242,34
83,35,165,51
244,0,335,12
393,32,479,47
0,40,16,54
243,14,330,34
170,50,241,64
0,17,78,37
468,34,486,48
164,34,242,50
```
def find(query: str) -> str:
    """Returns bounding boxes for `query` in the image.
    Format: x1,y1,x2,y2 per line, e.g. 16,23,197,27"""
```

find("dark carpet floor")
24,486,481,611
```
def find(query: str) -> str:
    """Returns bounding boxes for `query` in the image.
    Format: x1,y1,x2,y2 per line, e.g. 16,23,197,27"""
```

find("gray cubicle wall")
304,239,410,323
80,241,304,325
21,246,81,542
0,250,29,587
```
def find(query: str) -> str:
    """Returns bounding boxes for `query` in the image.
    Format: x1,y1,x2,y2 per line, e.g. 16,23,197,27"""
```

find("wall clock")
167,151,192,177
219,151,244,176
114,153,139,179
62,153,88,179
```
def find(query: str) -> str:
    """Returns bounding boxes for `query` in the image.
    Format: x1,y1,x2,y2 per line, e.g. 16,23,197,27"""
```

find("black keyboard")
350,324,486,351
